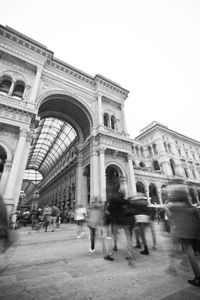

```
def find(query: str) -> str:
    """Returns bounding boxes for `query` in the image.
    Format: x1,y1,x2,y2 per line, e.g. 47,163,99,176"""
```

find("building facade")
0,25,199,215
133,121,200,204
0,25,136,215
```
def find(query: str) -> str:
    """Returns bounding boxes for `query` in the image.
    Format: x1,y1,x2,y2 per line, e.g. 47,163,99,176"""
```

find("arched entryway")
149,183,159,204
106,164,124,200
25,93,94,210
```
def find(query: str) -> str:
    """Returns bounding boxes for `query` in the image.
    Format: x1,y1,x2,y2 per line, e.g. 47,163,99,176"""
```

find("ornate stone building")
133,121,200,205
0,25,199,215
0,25,136,215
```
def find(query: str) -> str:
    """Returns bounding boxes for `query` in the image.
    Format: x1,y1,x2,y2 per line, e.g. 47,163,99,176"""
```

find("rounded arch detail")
36,89,96,128
105,161,126,177
0,69,29,86
0,139,13,162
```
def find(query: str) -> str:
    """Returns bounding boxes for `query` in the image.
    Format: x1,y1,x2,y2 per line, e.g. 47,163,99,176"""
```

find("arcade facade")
0,25,200,216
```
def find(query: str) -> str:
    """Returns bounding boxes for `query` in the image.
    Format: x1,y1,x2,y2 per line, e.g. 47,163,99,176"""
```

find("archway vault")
26,93,94,177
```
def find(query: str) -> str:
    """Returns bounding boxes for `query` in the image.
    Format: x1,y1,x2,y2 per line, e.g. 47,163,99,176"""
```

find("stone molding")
0,26,52,59
98,133,132,152
0,103,34,124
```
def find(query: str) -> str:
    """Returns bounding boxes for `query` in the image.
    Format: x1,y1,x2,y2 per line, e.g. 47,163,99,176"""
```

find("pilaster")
127,153,137,197
99,147,106,202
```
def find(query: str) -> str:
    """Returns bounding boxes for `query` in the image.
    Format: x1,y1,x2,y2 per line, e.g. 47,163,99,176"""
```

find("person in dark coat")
105,192,136,265
164,184,200,287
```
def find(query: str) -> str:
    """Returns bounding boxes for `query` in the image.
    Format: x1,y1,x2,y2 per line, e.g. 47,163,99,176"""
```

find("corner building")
0,25,199,215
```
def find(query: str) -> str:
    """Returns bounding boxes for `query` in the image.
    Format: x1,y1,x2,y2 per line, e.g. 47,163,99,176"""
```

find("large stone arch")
36,90,96,127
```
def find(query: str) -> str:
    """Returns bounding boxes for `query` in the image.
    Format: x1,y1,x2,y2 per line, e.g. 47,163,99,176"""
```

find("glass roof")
23,169,43,183
26,117,77,176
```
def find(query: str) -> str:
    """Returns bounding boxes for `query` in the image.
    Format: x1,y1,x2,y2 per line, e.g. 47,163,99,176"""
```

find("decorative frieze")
0,103,34,125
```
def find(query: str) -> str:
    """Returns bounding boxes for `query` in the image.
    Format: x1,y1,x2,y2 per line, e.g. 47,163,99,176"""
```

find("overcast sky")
1,0,200,141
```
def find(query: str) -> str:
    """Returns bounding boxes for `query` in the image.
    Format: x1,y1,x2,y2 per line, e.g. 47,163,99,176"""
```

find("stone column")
82,171,88,207
75,151,84,207
29,66,43,104
157,139,166,154
3,128,28,209
8,79,16,96
13,132,33,208
0,161,12,195
127,154,137,197
97,93,103,127
160,160,171,176
145,188,151,205
157,188,163,204
119,176,128,199
121,103,127,133
90,148,99,201
99,148,106,202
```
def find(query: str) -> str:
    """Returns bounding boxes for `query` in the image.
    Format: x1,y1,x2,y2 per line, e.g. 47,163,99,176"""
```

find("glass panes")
26,117,77,176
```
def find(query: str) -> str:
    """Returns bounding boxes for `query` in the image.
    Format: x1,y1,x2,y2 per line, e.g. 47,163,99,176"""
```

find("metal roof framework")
26,117,77,178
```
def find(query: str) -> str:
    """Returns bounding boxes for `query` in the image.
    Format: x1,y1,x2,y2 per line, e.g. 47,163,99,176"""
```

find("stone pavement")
0,223,200,300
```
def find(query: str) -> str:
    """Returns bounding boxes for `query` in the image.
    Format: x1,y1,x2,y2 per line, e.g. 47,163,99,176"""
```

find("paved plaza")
0,223,200,300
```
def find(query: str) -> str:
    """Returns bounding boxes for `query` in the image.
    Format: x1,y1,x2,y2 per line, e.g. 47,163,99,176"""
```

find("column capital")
97,92,103,98
19,127,29,138
99,147,106,155
127,153,133,161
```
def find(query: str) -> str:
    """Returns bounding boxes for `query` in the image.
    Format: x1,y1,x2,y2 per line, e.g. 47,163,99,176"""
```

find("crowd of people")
76,184,200,287
0,182,200,287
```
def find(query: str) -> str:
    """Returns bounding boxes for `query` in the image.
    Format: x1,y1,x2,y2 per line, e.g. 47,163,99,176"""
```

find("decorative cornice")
0,103,35,124
0,25,53,59
95,75,129,98
0,25,129,99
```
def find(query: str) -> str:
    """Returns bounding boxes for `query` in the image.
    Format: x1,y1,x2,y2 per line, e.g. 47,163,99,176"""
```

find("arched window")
184,168,189,178
192,170,196,179
0,76,12,94
170,159,176,175
12,81,25,99
163,142,168,153
139,161,145,168
135,146,140,157
152,144,158,155
168,144,172,153
148,146,153,157
103,113,109,127
189,188,197,204
111,115,116,130
140,147,145,158
153,160,160,171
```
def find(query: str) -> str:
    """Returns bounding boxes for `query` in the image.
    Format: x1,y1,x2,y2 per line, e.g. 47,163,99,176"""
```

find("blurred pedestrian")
133,194,150,255
43,204,52,232
164,183,200,287
75,205,87,238
51,205,60,232
87,197,104,253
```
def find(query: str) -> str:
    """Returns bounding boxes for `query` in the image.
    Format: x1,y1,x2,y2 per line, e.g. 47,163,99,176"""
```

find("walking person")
164,183,200,287
87,197,103,253
43,204,52,232
133,194,150,255
51,205,60,232
75,205,87,238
